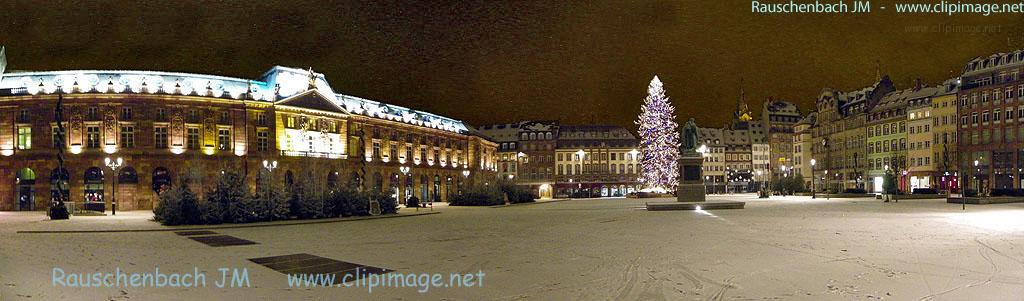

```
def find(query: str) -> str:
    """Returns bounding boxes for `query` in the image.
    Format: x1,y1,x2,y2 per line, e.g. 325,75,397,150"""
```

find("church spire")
875,60,881,82
736,78,745,117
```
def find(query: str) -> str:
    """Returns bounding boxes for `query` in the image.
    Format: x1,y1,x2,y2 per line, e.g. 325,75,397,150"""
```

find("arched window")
327,172,339,189
118,167,139,184
405,174,414,201
445,176,453,202
152,167,171,194
350,172,361,188
390,173,400,199
84,167,104,203
16,168,36,211
51,167,71,202
420,175,429,201
373,172,383,192
433,175,441,202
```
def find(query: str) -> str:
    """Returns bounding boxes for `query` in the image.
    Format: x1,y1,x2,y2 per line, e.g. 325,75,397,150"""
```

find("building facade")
761,99,802,179
553,125,640,197
0,52,497,211
931,79,960,191
477,121,558,198
958,50,1024,193
812,77,894,192
792,112,816,189
906,85,939,191
697,127,726,193
866,88,909,192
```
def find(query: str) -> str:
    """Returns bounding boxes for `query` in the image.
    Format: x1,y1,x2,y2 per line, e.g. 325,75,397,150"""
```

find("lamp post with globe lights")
697,144,709,193
104,157,123,215
262,160,278,193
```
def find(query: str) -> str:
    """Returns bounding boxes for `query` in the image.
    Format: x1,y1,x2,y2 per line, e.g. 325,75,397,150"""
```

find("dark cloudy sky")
1,1,1023,129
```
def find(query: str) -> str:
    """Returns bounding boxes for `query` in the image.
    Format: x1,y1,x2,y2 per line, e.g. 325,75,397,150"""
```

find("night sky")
1,1,1023,130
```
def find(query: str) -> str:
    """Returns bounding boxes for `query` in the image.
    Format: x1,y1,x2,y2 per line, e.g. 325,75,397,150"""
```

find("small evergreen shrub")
449,184,504,206
153,183,201,225
406,196,420,208
199,199,225,224
365,190,398,214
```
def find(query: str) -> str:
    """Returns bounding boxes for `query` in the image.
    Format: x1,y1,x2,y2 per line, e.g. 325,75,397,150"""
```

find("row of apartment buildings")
702,50,1024,195
788,50,1024,194
477,121,642,198
694,93,799,193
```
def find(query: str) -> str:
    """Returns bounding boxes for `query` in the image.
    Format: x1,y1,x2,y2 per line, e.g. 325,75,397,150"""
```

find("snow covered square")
2,194,1024,300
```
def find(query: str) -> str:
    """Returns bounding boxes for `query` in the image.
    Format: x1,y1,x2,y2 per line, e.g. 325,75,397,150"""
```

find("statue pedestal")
677,153,705,202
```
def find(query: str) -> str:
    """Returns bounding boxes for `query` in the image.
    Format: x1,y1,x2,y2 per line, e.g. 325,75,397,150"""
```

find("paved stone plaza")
2,195,1024,300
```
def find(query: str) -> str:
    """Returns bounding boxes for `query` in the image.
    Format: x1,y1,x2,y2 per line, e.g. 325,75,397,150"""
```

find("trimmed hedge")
912,188,938,195
153,171,398,225
989,188,1024,197
450,184,505,206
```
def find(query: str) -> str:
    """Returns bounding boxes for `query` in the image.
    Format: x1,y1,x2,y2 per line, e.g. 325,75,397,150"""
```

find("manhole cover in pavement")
188,235,258,247
175,230,218,236
249,253,392,282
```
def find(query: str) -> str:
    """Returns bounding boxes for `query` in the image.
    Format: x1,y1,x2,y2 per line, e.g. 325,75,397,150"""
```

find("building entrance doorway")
15,168,36,211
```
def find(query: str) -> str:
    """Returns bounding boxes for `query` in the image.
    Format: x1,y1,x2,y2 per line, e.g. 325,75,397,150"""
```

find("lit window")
17,127,31,150
120,126,135,148
256,130,269,152
154,127,168,149
187,127,200,150
217,129,231,150
87,126,101,148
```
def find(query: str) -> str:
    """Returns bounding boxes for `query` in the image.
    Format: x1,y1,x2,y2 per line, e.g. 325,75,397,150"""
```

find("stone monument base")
676,183,705,202
646,201,745,211
677,155,706,202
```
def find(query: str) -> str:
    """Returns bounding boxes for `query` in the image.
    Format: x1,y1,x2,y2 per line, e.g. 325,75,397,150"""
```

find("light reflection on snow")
946,209,1024,232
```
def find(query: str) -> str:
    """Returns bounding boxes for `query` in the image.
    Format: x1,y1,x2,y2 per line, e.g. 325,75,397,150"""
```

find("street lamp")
810,159,817,199
756,170,765,198
263,159,278,172
462,169,470,177
576,149,589,197
974,159,980,199
104,157,123,216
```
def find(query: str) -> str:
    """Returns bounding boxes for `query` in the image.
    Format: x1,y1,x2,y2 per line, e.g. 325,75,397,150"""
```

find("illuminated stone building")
958,50,1024,192
905,84,939,191
931,79,960,191
792,112,816,188
0,49,497,211
866,88,909,193
812,76,895,192
552,125,640,198
697,127,725,193
761,99,802,179
477,120,558,198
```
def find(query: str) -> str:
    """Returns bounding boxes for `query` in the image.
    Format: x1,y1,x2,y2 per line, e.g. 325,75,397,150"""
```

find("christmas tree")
635,76,680,192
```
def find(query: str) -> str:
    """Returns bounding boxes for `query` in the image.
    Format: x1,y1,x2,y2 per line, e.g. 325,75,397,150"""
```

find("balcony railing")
281,150,344,159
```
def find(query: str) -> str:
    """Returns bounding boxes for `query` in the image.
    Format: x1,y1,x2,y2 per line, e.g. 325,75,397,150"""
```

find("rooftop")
0,49,469,134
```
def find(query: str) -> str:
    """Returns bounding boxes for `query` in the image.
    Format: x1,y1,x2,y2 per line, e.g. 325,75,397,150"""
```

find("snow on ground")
2,194,1024,300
